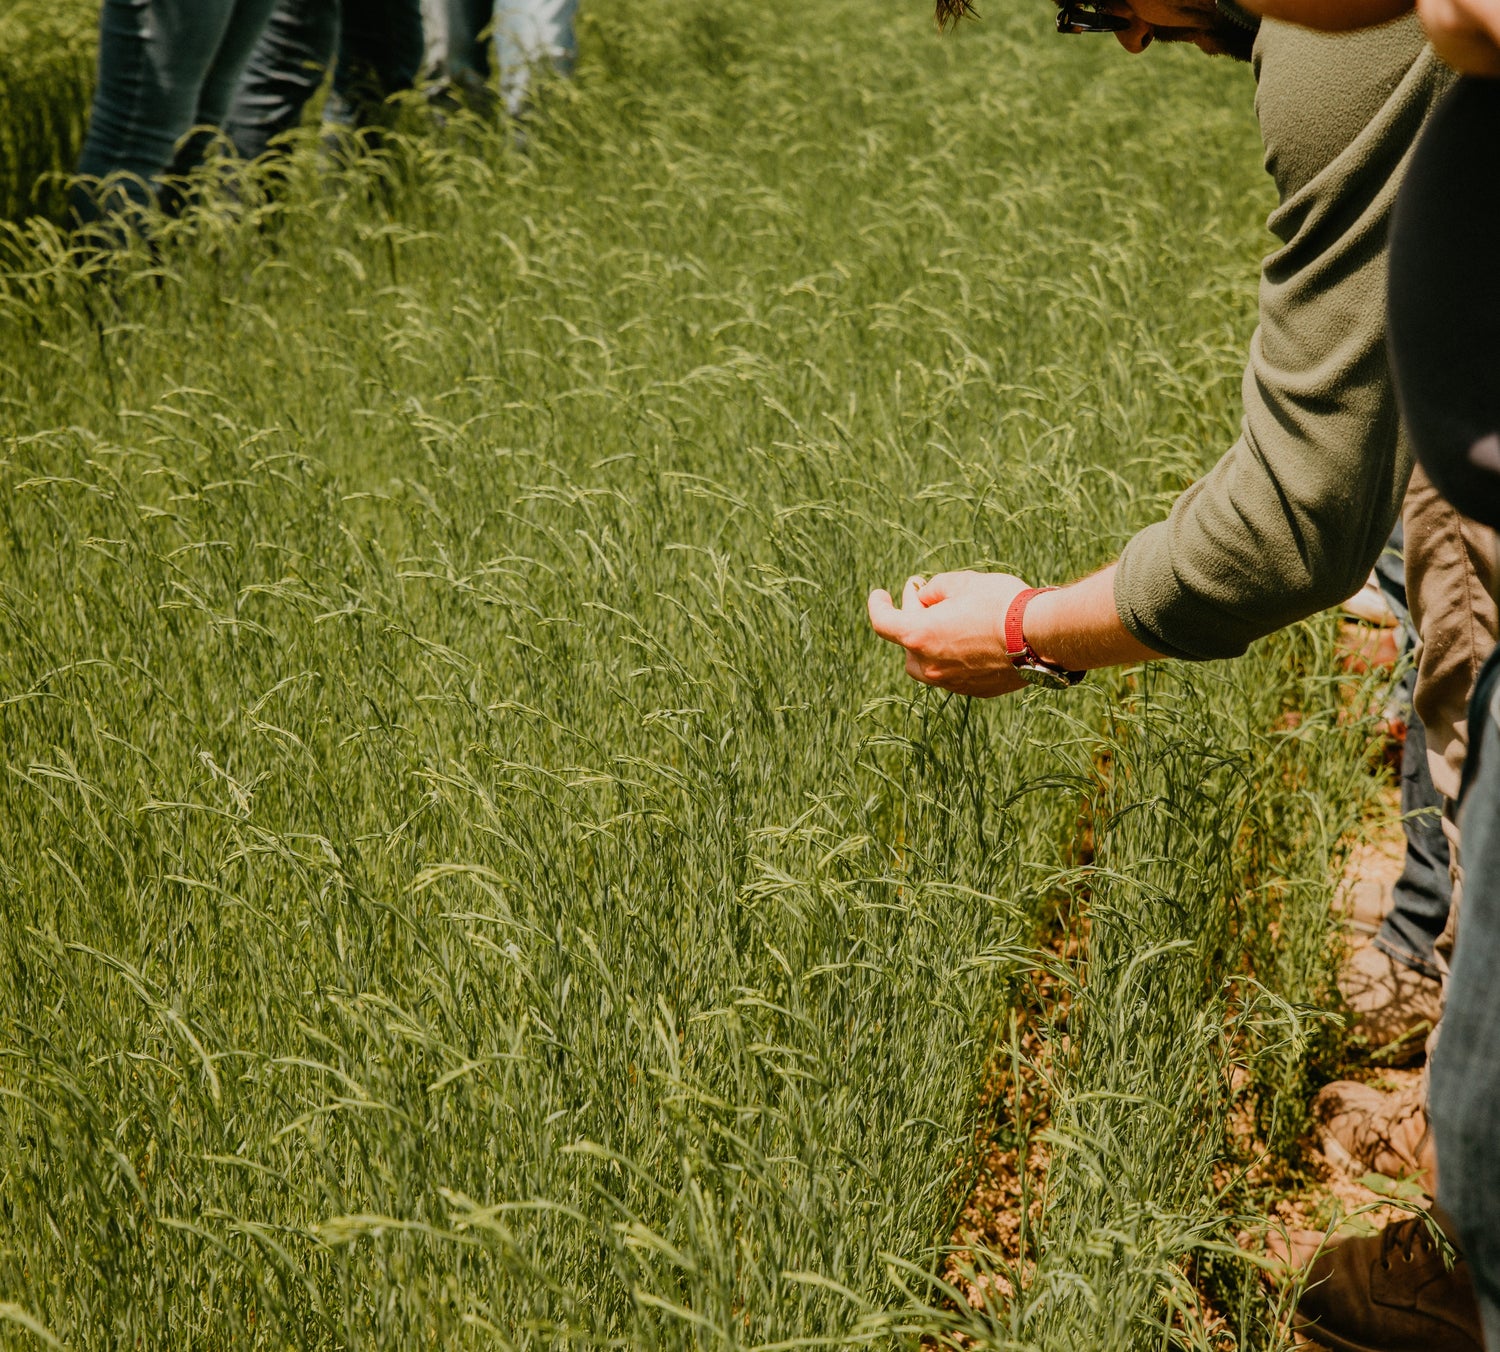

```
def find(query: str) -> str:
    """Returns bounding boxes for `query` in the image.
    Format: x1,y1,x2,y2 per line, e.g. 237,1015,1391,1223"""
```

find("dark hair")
934,0,978,26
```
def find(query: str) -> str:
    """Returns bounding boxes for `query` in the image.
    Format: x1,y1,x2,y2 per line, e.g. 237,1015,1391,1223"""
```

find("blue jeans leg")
167,0,283,189
1431,644,1500,1346
1374,668,1454,980
223,0,339,161
74,0,276,221
1366,518,1454,978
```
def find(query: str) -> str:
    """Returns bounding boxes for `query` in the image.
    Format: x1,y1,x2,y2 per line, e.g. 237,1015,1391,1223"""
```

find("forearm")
866,564,1164,700
1242,0,1411,28
1025,564,1165,671
1240,0,1500,80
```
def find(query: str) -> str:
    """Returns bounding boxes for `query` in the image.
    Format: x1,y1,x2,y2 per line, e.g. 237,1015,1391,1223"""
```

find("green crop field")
0,2,1386,1347
0,0,95,223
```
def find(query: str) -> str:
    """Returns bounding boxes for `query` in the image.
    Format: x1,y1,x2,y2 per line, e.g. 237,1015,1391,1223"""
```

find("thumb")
867,588,910,643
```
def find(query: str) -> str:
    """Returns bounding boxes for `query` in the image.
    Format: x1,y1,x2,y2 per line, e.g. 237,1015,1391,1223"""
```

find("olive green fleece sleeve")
1114,20,1450,662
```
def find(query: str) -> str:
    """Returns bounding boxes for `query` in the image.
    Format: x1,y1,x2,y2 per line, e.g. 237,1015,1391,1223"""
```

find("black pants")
1387,76,1500,532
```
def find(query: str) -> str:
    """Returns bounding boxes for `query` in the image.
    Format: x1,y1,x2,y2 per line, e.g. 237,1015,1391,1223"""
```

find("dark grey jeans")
1371,523,1454,982
72,0,279,222
1432,644,1500,1347
224,0,425,161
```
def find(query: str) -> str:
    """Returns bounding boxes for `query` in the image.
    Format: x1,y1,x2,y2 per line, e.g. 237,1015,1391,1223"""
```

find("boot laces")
1379,1213,1436,1269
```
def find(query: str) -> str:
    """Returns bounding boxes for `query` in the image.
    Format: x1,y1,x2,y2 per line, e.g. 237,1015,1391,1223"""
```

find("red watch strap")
1004,586,1056,659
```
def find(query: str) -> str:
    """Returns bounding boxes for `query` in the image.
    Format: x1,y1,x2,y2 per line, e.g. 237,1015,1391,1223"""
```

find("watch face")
1015,662,1074,690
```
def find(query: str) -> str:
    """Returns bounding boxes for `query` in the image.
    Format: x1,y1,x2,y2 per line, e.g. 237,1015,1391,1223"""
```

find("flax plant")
0,1,1382,1347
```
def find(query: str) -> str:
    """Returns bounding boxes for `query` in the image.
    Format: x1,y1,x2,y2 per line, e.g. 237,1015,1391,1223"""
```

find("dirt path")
1267,783,1428,1240
946,769,1431,1333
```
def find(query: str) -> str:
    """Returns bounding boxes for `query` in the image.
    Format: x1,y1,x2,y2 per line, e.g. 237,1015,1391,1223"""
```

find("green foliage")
0,0,96,222
0,1,1381,1347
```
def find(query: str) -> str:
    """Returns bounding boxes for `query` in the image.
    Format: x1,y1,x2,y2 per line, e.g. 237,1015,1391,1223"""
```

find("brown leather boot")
1295,1208,1483,1352
1313,1079,1435,1189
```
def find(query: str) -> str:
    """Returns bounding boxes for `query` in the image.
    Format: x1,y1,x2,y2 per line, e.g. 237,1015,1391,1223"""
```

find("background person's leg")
1373,678,1453,980
1332,519,1450,1058
438,0,495,81
492,0,578,116
1405,464,1500,843
1331,683,1449,1061
222,0,340,161
1370,517,1454,984
328,0,426,131
1401,458,1499,1089
187,0,283,139
73,0,239,223
420,0,448,76
164,0,281,196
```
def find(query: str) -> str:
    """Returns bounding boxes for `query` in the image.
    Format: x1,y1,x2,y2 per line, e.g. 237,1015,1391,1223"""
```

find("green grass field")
0,2,1386,1347
0,0,95,222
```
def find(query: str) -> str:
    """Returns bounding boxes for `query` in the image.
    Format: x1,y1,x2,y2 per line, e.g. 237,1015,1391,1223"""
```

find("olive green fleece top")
1113,15,1453,661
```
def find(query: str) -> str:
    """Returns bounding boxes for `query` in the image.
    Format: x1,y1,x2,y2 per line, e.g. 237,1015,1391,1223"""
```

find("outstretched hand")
867,570,1032,697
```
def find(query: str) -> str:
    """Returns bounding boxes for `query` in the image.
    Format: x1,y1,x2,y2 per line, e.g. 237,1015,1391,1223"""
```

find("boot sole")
1293,1312,1479,1352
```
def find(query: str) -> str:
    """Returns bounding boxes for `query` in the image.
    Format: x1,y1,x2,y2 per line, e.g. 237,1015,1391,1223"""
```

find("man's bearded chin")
1159,24,1255,57
1163,2,1256,59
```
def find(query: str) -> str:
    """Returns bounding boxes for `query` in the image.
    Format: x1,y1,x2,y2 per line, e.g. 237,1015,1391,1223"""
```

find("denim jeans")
434,0,579,115
1431,644,1500,1346
1369,521,1454,981
73,0,280,222
1373,697,1453,980
224,0,425,161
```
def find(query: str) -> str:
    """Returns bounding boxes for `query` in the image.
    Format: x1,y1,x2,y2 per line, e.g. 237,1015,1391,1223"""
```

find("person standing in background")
223,0,426,162
425,0,579,117
71,0,280,227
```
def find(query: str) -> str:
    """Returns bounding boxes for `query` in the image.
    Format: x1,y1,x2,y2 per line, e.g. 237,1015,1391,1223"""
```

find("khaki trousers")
1404,462,1499,962
1400,466,1497,1134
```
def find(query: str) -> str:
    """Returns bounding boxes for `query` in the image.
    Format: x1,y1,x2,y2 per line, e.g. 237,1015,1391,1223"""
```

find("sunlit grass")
0,2,1384,1346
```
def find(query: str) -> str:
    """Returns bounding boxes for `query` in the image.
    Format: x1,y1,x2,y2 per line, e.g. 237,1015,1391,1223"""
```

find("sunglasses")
1055,2,1132,31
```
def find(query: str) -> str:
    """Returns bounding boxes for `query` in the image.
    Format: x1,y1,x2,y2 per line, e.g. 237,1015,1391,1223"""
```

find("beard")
1151,9,1257,59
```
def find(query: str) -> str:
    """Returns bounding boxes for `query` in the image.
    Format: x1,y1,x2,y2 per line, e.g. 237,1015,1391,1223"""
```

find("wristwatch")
1004,587,1086,690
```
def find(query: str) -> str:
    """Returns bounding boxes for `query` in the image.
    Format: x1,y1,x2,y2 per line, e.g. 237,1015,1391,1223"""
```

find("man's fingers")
868,588,911,644
903,576,924,609
918,573,952,606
